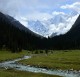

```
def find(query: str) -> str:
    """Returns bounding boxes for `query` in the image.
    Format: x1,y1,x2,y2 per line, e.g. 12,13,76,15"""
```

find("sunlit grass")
19,50,80,70
0,50,28,62
0,69,61,77
0,50,61,77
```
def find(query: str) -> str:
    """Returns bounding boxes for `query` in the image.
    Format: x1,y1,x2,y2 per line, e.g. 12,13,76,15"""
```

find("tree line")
0,12,80,53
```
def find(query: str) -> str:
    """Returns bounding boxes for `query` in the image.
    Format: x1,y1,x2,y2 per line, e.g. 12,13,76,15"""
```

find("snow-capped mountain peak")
28,20,49,37
15,11,79,37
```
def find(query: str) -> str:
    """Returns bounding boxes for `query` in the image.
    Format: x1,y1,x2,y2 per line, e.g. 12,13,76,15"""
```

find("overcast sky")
0,0,80,19
0,0,80,37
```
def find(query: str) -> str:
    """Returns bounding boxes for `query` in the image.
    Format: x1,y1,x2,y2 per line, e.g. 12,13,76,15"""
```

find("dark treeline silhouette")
0,12,80,52
0,12,44,52
47,15,80,50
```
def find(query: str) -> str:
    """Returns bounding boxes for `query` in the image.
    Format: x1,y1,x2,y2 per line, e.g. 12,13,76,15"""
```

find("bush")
45,50,47,54
40,50,43,53
35,50,39,54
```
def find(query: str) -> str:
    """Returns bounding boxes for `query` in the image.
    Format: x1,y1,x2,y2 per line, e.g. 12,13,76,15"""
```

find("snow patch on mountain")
14,11,79,37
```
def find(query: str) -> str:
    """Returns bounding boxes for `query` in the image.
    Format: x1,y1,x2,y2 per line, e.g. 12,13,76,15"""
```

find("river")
0,56,80,77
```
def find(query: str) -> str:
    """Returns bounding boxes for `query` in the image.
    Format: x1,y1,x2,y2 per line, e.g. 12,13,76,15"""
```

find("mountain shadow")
47,15,80,50
0,12,45,52
0,12,80,51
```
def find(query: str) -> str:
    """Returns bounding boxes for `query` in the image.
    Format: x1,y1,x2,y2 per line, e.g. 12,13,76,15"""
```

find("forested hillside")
0,12,80,52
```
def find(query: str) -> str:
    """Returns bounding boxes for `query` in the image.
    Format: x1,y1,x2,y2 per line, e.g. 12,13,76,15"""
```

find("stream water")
0,56,80,77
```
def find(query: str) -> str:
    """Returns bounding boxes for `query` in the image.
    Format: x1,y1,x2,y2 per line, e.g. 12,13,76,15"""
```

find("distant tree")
40,50,43,53
35,50,39,54
45,49,48,54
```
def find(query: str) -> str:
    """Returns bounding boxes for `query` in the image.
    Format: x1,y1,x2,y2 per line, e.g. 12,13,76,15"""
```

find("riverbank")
0,50,27,62
0,69,61,77
0,50,80,77
0,55,80,77
0,50,61,77
19,50,80,70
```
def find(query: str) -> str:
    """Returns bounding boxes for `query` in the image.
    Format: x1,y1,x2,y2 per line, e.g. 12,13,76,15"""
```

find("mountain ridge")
5,14,44,38
0,12,80,51
0,12,45,52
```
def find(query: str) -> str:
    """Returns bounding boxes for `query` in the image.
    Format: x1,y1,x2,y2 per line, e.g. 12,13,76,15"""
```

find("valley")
0,50,80,77
0,3,80,77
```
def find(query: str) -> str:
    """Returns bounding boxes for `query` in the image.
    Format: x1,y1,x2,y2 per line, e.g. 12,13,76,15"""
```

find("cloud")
61,2,80,14
52,11,65,15
61,14,79,34
0,0,39,16
0,0,59,16
0,0,80,37
26,12,52,20
49,14,79,36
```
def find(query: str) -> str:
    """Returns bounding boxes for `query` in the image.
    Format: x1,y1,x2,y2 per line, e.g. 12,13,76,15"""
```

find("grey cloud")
0,0,38,15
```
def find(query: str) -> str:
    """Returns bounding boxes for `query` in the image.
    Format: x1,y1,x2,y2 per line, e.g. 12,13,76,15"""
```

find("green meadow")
0,50,27,62
0,50,80,77
19,50,80,70
0,50,61,77
0,69,61,77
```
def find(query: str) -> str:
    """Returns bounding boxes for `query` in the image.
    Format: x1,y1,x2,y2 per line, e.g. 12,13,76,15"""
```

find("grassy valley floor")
0,50,28,62
0,50,61,77
0,69,61,77
19,50,80,70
